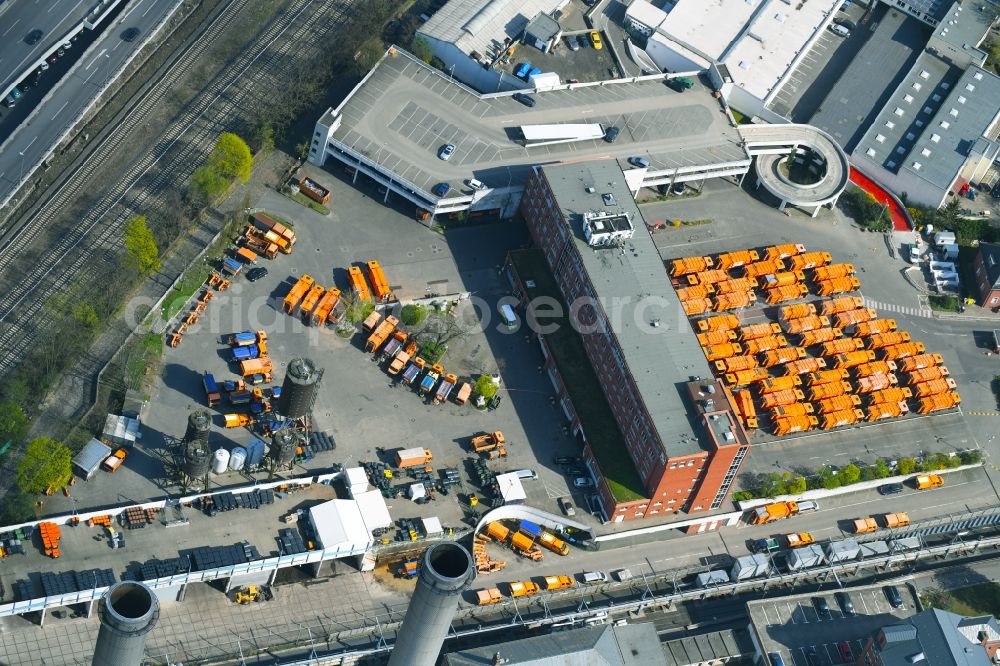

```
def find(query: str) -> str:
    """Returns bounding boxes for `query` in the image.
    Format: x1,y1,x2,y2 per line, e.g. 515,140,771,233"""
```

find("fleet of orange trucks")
761,347,806,367
670,256,714,277
298,284,326,321
799,327,842,347
834,308,877,328
915,474,944,489
724,367,769,386
283,274,315,314
311,288,342,326
543,575,574,590
366,260,393,302
365,315,400,353
898,353,944,372
773,415,817,435
812,263,855,281
820,296,864,316
738,323,782,340
750,500,817,524
744,335,787,355
348,265,372,302
697,313,740,332
856,319,897,336
765,243,806,260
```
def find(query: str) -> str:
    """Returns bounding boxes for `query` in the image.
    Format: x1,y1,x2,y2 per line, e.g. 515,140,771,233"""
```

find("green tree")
960,450,983,465
898,457,917,475
411,36,434,64
210,132,253,182
344,296,375,324
0,490,35,524
0,401,29,445
71,302,100,328
840,463,861,485
817,466,841,490
786,475,807,495
401,303,428,326
16,437,72,494
124,215,161,275
190,164,229,202
475,375,498,400
758,472,787,498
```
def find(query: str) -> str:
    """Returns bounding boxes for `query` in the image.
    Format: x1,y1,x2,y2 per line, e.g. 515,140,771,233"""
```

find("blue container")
519,520,541,537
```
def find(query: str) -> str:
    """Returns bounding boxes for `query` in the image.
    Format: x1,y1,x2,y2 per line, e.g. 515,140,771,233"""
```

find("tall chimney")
387,541,475,666
92,581,159,666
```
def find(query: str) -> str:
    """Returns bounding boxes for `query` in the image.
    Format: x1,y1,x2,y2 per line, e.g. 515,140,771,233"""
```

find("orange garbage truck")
365,315,400,353
283,274,315,314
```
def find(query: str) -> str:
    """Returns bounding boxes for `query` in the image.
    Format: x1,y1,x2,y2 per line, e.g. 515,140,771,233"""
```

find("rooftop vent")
906,653,925,664
602,193,617,206
583,211,634,248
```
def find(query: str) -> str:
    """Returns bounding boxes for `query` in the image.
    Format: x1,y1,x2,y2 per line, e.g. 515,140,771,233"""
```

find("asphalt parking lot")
506,30,618,84
750,584,918,665
103,165,594,533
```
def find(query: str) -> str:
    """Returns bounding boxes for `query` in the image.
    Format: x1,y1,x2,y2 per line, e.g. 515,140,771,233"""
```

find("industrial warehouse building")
508,160,751,522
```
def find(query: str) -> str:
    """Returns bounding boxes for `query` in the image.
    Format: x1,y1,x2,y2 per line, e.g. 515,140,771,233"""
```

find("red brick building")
510,160,750,522
973,242,1000,309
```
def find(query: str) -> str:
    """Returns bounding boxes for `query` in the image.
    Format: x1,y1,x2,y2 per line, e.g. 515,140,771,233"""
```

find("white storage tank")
229,447,247,471
212,448,230,474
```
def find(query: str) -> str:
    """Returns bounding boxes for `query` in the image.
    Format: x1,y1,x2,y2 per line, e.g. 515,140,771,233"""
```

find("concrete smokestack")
92,581,159,666
388,541,475,666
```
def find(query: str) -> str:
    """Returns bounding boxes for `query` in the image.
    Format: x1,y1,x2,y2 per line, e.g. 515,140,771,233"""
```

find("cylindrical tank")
229,447,247,471
184,410,211,447
182,441,211,478
269,429,298,466
387,541,475,666
212,449,230,474
280,358,322,418
92,581,159,666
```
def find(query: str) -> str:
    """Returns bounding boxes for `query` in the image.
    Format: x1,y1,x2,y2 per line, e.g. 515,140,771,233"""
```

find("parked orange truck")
813,264,855,281
283,274,315,314
713,292,755,311
773,415,818,435
745,335,787,355
738,323,782,340
789,251,832,270
783,357,827,375
766,284,809,304
898,353,944,372
884,512,910,528
714,278,755,294
486,522,510,542
365,315,399,353
785,532,815,547
311,288,342,326
833,350,876,369
686,268,728,285
834,308,877,328
809,381,852,401
761,347,806,367
716,250,759,271
742,258,785,279
510,532,542,560
856,319,897,336
716,355,759,373
784,315,830,335
476,588,503,605
704,342,743,361
821,408,863,429
299,284,326,321
815,394,861,414
880,342,926,360
508,581,541,597
853,361,897,378
856,373,898,394
758,375,802,394
820,296,864,316
864,332,912,350
854,517,878,533
807,369,849,386
800,327,842,347
820,338,864,357
697,313,740,332
724,367,769,386
780,303,817,321
904,366,950,384
764,243,806,260
395,447,432,468
761,389,805,409
750,500,817,524
915,474,944,489
366,260,393,303
771,402,814,418
866,400,908,421
539,532,570,555
867,387,913,404
697,329,737,346
543,575,574,590
758,271,805,290
683,297,713,316
735,390,757,427
348,265,372,302
912,377,957,398
670,256,714,277
239,358,273,377
815,277,861,296
679,284,715,302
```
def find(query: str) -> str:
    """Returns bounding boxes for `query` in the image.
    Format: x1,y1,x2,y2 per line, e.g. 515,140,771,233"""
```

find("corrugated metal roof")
72,438,112,475
418,0,565,59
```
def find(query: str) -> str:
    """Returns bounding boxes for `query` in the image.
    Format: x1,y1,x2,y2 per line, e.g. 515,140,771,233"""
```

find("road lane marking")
2,17,20,35
86,48,108,70
51,100,70,119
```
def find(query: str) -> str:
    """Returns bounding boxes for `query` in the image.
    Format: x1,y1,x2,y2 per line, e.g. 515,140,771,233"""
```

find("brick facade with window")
974,242,1000,308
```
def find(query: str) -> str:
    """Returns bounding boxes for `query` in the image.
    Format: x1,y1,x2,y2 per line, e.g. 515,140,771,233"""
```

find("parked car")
553,456,579,465
122,27,142,42
514,469,538,480
603,126,620,143
512,92,536,107
628,156,650,168
828,23,850,37
566,35,580,51
672,182,686,195
879,482,904,495
433,182,450,197
558,497,576,516
25,29,44,45
835,18,857,30
573,477,594,488
515,62,532,79
812,596,831,618
767,653,786,666
247,267,268,282
805,647,821,666
2,94,16,108
582,571,607,583
47,54,59,65
589,31,603,49
10,86,21,100
466,178,487,191
838,641,853,662
835,591,855,616
884,585,903,608
438,143,455,160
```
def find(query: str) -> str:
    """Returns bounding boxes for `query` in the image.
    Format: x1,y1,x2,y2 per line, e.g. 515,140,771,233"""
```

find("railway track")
0,0,357,377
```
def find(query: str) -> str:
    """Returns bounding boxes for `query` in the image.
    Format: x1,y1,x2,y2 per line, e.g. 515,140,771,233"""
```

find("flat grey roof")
323,52,745,197
662,628,755,665
808,8,929,151
540,160,715,457
928,1,993,62
851,51,960,173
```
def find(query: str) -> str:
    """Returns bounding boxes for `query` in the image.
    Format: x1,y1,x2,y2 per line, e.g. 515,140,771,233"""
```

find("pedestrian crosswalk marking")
967,411,1000,416
862,297,932,319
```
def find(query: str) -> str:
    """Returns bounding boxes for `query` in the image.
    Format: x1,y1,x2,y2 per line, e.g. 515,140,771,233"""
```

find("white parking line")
859,592,872,614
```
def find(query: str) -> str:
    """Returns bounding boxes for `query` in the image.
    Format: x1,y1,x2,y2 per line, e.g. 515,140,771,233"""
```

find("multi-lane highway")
0,0,181,209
